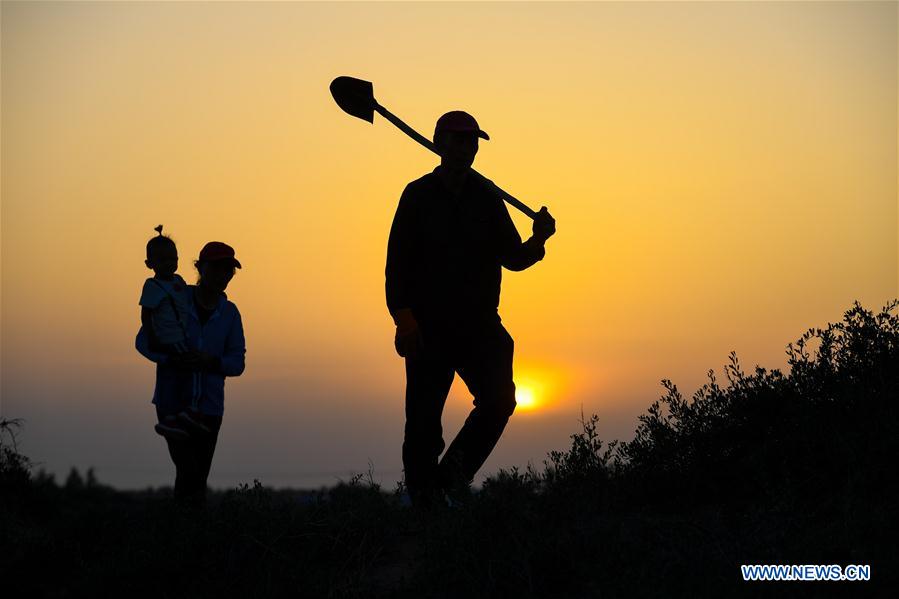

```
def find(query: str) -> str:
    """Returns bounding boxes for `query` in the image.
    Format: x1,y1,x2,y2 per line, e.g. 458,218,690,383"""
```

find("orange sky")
2,1,896,489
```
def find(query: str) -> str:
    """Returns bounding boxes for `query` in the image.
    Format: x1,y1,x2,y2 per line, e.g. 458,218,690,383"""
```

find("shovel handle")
375,103,438,154
374,104,539,220
473,174,539,220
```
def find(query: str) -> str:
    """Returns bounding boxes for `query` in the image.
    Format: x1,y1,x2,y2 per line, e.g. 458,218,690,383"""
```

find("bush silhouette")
611,300,897,510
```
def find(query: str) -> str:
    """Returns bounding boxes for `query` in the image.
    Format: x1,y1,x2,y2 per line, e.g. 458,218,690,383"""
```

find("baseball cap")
434,111,490,141
198,241,242,268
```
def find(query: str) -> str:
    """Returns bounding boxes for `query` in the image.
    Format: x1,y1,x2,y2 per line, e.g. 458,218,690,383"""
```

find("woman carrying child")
136,229,246,507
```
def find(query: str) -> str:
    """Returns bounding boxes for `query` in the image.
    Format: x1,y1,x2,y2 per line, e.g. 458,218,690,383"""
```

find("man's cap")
434,111,489,141
198,241,242,268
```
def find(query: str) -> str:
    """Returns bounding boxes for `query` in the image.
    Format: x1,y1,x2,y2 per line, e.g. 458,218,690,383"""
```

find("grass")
2,300,896,597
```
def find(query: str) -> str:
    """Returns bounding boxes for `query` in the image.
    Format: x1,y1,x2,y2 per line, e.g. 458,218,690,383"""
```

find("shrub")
0,418,31,492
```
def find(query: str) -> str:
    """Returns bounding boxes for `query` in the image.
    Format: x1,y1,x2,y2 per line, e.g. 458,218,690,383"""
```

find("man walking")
386,110,556,507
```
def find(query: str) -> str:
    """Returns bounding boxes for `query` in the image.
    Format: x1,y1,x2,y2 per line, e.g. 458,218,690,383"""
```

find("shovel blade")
330,76,376,123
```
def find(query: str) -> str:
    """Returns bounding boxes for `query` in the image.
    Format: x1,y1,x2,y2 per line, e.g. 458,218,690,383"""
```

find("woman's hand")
195,351,221,372
168,352,196,370
170,351,220,372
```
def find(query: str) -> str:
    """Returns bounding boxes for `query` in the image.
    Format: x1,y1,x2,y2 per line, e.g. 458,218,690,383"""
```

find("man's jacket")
386,167,544,325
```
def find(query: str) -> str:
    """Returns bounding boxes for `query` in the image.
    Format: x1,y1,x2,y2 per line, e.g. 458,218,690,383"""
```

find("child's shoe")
154,415,191,441
178,409,212,434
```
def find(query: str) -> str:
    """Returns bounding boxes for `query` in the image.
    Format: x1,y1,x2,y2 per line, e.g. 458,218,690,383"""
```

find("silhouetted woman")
136,241,246,506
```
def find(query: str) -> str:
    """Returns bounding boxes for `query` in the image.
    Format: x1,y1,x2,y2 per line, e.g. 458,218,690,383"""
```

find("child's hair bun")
155,224,164,236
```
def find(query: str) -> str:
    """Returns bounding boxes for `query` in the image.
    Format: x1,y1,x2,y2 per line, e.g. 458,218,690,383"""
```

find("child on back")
140,225,209,440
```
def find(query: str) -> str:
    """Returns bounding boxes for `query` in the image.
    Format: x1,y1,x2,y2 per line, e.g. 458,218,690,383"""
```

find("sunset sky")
2,1,896,489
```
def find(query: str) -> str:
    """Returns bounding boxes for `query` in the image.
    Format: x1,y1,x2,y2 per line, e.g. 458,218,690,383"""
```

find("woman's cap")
434,111,489,141
199,241,242,268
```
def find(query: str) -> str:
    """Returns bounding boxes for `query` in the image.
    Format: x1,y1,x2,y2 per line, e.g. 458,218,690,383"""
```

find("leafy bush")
1,418,31,494
613,300,898,506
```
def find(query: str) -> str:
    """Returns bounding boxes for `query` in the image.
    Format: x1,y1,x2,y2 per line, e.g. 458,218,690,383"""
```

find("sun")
515,386,538,410
513,365,566,412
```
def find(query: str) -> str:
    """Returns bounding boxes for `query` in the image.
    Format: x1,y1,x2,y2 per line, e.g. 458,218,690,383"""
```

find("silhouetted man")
386,111,556,507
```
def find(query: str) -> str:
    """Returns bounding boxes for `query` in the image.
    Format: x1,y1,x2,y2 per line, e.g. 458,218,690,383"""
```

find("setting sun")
515,386,538,411
512,365,569,413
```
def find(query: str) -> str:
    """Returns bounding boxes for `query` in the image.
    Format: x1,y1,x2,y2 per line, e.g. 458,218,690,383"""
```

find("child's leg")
170,341,195,412
192,370,202,411
170,341,210,432
153,343,191,440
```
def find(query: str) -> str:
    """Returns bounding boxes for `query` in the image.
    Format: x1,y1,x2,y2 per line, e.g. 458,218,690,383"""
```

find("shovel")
329,76,538,220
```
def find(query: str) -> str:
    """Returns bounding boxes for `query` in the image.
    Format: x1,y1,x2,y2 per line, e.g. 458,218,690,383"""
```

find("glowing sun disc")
515,386,538,410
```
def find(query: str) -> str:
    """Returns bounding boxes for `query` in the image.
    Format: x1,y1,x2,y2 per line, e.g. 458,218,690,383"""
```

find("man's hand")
532,206,556,243
393,308,424,359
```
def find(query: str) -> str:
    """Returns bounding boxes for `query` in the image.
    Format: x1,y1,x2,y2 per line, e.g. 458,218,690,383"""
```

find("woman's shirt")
136,286,246,416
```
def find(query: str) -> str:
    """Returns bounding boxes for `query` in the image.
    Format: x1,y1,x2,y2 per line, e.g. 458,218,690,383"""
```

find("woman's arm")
140,307,168,352
219,308,246,377
135,323,170,365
